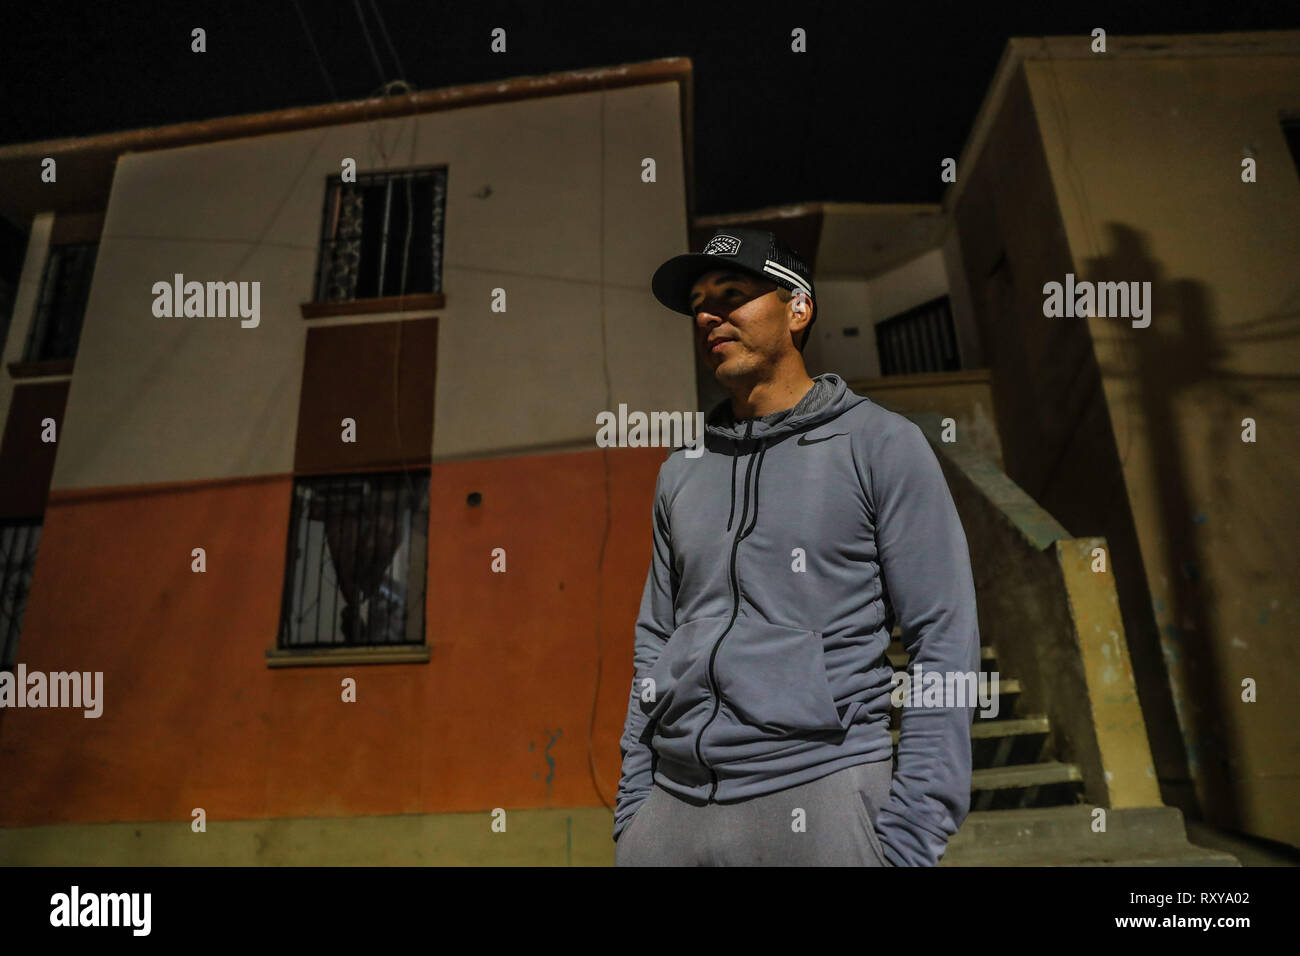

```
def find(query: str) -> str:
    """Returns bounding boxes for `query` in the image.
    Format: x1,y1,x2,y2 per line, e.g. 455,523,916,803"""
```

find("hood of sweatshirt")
702,373,871,531
704,372,868,443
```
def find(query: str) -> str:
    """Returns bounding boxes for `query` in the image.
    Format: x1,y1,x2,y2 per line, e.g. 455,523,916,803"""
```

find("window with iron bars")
313,167,447,303
277,470,429,649
874,295,960,376
0,519,42,669
26,241,98,362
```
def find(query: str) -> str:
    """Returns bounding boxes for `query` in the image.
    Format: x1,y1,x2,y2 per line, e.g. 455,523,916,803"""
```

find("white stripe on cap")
763,259,812,296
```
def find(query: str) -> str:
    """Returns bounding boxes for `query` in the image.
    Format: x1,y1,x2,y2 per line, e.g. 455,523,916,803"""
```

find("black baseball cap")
651,226,818,350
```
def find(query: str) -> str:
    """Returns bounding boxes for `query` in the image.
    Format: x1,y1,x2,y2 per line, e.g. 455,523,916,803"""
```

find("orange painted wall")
0,446,664,827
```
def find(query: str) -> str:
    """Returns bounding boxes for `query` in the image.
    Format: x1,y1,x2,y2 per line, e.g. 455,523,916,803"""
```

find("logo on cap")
702,234,741,256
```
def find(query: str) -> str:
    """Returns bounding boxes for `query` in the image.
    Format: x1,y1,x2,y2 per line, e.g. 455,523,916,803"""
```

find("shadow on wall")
1082,221,1300,830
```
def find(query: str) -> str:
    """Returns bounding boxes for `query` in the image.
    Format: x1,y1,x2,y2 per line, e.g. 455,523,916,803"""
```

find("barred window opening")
277,471,429,649
874,295,960,376
313,168,447,303
0,519,42,668
26,242,98,363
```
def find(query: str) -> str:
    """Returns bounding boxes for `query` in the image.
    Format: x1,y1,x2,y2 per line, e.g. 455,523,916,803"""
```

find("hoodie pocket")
639,617,729,731
712,618,844,736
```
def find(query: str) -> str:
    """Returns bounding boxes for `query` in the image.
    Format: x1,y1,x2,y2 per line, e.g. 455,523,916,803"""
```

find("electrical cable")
351,0,389,87
367,0,409,83
388,100,426,656
291,0,339,100
587,78,615,813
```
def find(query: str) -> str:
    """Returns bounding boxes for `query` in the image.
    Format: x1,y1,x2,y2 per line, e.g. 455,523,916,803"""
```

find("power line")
351,0,389,86
368,0,409,84
291,0,339,100
219,0,279,102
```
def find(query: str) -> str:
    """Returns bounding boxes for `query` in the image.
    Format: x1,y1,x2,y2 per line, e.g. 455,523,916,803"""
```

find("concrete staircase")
942,805,1239,866
885,634,1238,866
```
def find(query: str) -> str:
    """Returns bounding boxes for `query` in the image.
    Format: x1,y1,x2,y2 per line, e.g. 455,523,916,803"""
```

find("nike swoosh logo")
797,432,848,446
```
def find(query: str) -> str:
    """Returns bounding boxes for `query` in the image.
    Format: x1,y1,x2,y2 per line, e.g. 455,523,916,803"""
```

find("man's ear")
788,293,815,351
789,293,811,331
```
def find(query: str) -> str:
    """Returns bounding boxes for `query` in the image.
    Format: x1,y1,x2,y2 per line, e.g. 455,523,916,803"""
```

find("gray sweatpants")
615,758,895,866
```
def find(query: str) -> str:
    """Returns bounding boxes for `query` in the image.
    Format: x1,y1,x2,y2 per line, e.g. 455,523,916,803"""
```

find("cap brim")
651,254,772,317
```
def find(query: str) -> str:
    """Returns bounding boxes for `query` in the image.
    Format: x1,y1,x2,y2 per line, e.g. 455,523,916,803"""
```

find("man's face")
690,270,791,383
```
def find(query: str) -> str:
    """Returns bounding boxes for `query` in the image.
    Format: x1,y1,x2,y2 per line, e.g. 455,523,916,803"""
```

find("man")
614,226,981,866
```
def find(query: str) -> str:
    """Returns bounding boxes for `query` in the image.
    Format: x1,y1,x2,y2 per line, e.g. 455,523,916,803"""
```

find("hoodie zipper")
694,420,765,803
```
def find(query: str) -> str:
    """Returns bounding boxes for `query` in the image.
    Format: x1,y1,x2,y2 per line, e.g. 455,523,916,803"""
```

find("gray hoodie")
614,372,980,866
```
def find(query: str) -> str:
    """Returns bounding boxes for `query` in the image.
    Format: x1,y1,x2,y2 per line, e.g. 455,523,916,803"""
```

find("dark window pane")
403,176,435,295
355,182,389,300
0,520,42,668
28,243,97,362
382,179,409,297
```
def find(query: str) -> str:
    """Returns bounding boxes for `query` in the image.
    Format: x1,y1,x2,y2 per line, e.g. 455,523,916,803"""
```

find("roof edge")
0,57,694,160
941,30,1300,215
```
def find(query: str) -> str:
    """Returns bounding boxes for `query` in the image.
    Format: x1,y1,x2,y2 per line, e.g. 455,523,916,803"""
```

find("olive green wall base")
0,808,618,866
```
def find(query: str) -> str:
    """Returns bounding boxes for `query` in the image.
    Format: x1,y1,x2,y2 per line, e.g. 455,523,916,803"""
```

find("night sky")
1,0,1297,277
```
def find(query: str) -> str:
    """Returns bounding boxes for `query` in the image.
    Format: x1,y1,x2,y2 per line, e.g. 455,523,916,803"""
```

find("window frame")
309,165,448,308
24,240,99,364
272,467,431,661
0,517,43,670
874,294,961,376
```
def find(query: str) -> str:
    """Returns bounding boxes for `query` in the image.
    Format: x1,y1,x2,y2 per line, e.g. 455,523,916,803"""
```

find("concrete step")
945,846,1241,866
973,713,1049,739
940,804,1241,866
886,644,997,669
887,677,1022,711
971,761,1082,790
891,713,1049,746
